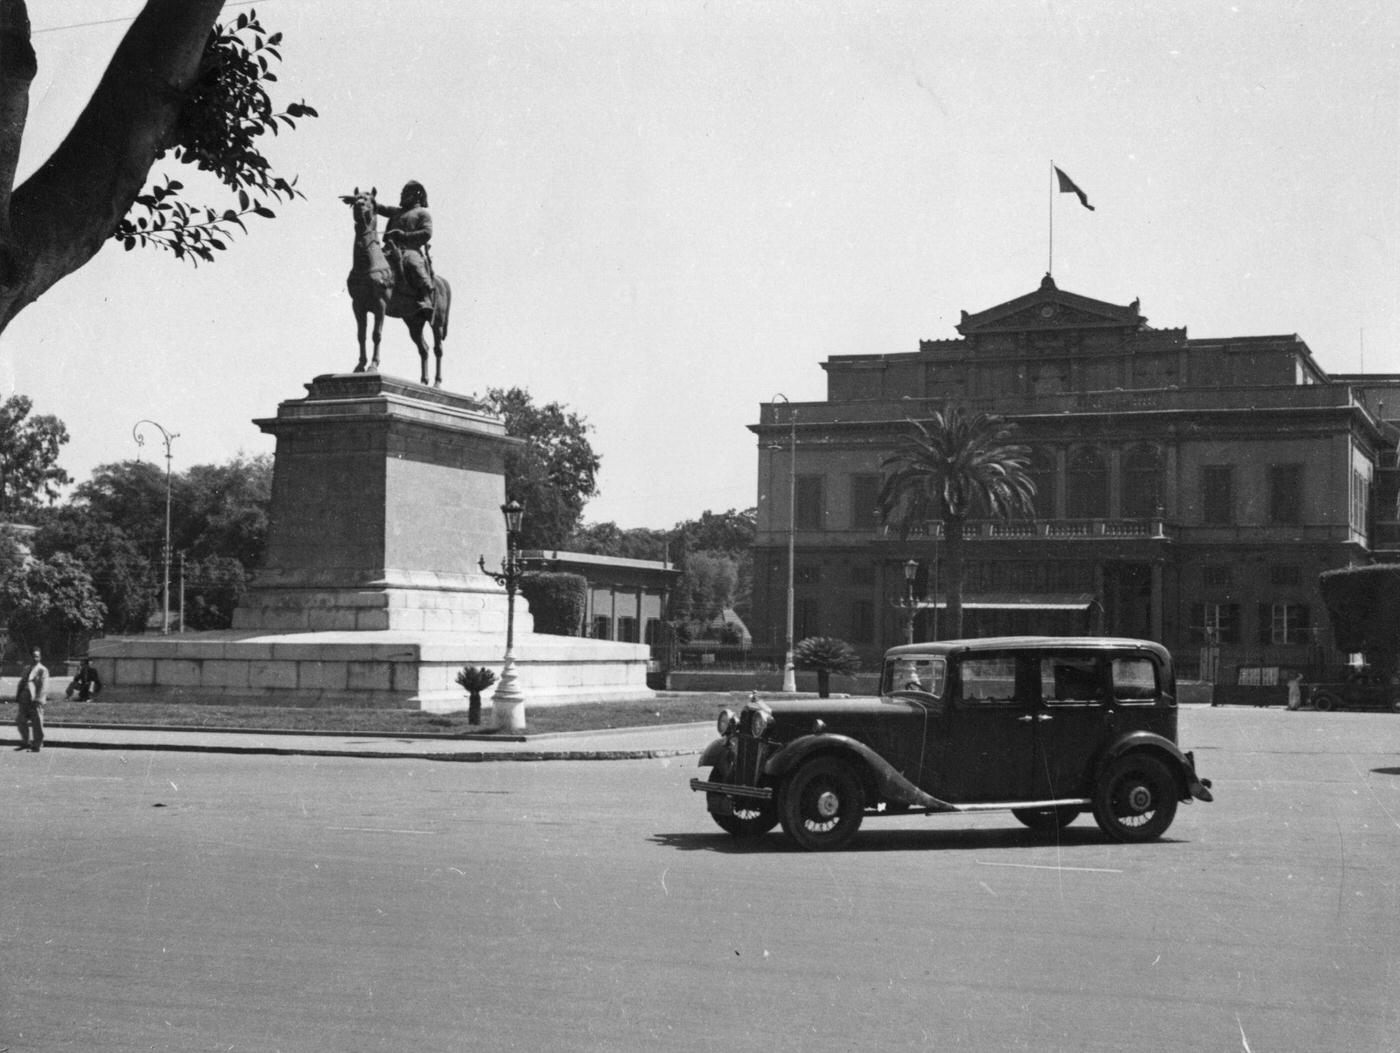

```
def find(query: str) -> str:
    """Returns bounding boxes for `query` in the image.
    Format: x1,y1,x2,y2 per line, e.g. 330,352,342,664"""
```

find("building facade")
750,276,1400,682
523,550,679,646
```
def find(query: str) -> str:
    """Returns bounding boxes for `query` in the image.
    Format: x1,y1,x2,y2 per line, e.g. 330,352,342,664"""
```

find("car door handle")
1017,715,1034,723
1037,714,1053,722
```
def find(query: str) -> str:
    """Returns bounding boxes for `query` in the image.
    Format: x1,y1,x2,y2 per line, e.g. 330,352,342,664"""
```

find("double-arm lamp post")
479,500,527,732
899,558,920,644
133,420,178,635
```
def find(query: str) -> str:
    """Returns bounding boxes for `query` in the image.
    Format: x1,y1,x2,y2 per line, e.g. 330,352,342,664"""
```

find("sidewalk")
0,720,713,762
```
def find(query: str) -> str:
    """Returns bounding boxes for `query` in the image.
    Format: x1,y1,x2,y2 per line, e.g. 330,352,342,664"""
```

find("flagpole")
1048,160,1054,277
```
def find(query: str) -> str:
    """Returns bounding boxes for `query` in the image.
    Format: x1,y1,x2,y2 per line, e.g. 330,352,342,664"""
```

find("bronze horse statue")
341,187,452,387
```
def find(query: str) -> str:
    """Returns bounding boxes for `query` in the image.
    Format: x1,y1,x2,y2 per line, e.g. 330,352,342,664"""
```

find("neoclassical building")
750,275,1400,681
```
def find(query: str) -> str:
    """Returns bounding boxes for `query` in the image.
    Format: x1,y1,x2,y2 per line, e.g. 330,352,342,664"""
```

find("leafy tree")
0,395,70,517
485,387,600,550
1319,565,1400,675
878,403,1035,638
0,551,106,656
673,551,740,630
566,521,668,561
31,508,153,633
673,508,756,555
182,554,248,630
71,461,169,561
0,1,316,333
794,636,861,698
179,454,272,565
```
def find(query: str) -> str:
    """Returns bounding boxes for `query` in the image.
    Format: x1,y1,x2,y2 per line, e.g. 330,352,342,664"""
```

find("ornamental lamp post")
771,394,797,692
903,558,920,644
133,420,178,634
479,500,527,732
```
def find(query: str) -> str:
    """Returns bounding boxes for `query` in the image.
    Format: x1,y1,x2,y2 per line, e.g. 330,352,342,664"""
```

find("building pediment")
957,273,1144,335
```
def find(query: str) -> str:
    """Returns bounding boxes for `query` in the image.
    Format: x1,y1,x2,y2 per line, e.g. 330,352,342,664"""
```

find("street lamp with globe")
479,500,527,731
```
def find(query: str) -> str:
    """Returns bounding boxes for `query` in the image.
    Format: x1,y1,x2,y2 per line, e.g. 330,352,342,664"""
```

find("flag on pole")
1054,166,1095,211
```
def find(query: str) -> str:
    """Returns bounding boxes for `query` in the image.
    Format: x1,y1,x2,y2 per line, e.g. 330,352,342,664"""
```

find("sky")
3,0,1398,529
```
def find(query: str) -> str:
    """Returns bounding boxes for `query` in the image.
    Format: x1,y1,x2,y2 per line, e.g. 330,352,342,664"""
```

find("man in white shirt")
15,648,48,752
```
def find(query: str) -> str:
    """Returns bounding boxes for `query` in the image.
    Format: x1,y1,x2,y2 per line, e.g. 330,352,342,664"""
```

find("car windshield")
883,656,946,698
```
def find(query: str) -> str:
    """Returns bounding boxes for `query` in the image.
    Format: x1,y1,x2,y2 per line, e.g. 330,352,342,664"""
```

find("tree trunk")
944,515,966,639
816,670,831,698
468,691,482,725
0,0,226,333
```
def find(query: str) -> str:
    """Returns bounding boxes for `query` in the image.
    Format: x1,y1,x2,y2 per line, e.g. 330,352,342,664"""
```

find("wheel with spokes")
706,766,779,837
779,756,865,851
1092,753,1178,842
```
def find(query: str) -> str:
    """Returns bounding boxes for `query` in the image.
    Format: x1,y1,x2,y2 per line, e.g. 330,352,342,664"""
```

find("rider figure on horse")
377,180,435,312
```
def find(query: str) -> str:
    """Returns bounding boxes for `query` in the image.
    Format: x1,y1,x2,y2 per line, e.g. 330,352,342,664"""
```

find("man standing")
376,180,435,312
15,647,48,752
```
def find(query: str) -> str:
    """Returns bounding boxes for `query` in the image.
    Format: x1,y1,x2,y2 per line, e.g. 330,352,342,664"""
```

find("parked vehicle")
690,636,1213,851
1306,667,1400,712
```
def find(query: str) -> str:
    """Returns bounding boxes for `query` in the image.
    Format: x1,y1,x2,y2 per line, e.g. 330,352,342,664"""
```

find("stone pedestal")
91,374,653,711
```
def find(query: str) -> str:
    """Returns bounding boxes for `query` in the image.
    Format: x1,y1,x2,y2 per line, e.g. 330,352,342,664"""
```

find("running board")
940,798,1090,815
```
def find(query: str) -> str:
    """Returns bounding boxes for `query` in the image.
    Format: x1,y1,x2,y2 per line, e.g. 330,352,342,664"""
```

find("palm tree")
877,402,1036,639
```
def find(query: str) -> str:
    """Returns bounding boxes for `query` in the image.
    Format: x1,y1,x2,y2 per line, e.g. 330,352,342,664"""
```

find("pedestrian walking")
1286,671,1303,711
15,647,48,752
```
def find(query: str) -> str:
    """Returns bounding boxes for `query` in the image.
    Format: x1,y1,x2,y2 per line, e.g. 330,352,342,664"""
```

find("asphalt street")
1,707,1397,1052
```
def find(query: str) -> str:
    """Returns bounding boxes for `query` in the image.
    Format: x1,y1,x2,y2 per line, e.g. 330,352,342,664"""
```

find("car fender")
1098,731,1213,802
697,738,728,769
762,733,953,811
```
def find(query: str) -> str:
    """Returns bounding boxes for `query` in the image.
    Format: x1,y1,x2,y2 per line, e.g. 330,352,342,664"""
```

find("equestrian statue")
341,181,452,387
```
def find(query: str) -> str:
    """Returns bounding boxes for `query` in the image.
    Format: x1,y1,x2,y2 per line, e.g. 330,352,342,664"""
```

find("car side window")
1112,657,1159,703
958,656,1018,704
1040,656,1105,704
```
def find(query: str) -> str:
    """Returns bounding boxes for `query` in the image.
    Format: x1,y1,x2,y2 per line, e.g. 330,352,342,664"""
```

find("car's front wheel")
1092,753,1178,842
707,766,779,837
1012,806,1079,832
779,756,865,851
1311,691,1339,712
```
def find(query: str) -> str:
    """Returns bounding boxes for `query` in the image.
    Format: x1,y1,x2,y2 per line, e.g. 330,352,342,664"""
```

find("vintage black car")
691,636,1213,851
1306,667,1400,712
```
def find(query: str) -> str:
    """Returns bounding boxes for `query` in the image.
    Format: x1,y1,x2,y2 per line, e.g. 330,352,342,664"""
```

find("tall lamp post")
133,419,178,634
479,500,527,731
771,394,797,692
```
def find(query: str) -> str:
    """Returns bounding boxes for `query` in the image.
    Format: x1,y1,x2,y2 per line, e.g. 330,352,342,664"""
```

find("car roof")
884,636,1171,660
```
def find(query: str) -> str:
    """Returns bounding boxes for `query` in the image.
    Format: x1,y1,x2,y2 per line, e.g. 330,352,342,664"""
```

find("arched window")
1123,445,1163,519
1067,447,1109,519
1028,447,1058,520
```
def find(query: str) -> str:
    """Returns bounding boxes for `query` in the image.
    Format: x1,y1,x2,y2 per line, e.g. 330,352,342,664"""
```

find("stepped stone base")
89,630,652,712
88,373,653,712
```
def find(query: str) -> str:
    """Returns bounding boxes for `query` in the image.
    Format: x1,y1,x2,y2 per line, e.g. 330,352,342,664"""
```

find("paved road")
1,708,1397,1052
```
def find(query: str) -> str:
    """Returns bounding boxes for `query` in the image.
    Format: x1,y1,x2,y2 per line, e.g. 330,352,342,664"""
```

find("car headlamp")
749,708,772,736
716,709,737,736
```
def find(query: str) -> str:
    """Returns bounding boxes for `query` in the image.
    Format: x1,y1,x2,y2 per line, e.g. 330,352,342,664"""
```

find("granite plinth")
88,630,652,711
91,374,652,711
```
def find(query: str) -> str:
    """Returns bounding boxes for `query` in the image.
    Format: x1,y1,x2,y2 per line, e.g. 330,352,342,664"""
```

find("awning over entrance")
917,593,1098,611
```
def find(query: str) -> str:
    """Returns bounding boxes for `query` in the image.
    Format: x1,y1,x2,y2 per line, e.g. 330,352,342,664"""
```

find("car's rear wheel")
707,766,779,837
1012,806,1079,832
779,756,864,851
1092,753,1178,842
1311,691,1338,712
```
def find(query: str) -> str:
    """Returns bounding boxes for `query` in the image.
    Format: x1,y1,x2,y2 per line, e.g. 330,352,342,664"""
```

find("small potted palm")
455,666,498,726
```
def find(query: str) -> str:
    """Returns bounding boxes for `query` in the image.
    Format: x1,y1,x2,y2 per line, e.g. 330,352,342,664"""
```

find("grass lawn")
38,693,735,737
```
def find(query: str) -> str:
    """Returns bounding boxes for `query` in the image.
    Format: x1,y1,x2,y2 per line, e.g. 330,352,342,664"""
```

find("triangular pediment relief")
957,274,1144,335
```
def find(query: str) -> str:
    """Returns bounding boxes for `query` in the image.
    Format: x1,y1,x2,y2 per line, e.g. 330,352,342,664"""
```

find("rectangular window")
1202,466,1235,525
849,600,874,644
958,656,1018,703
1190,603,1240,645
1039,656,1105,704
794,598,820,639
1112,658,1159,702
616,616,639,643
851,474,881,530
1269,464,1303,525
1260,603,1311,645
795,475,825,530
591,615,612,640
